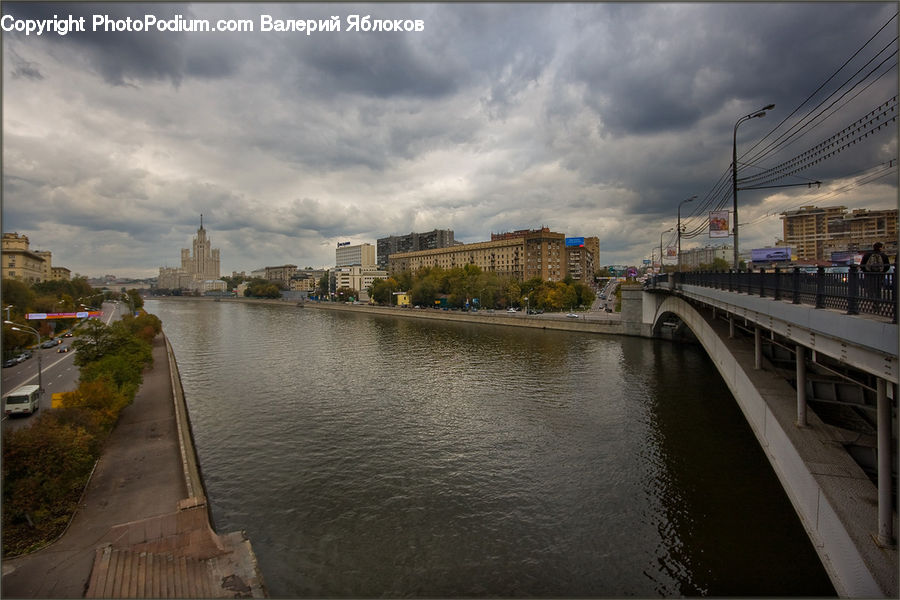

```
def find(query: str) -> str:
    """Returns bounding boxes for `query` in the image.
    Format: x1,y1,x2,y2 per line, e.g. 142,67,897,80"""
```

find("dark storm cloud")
2,2,896,274
3,2,243,84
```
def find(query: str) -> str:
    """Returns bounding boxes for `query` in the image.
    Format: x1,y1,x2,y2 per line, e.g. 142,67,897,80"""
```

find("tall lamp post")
5,321,42,393
732,103,775,270
677,195,697,271
659,228,674,272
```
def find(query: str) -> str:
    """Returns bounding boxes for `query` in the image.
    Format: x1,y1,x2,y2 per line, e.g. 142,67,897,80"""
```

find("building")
680,245,733,270
263,265,297,287
290,268,327,293
778,205,897,263
1,232,68,283
157,216,224,291
336,242,376,267
388,227,568,282
377,230,456,270
332,265,388,302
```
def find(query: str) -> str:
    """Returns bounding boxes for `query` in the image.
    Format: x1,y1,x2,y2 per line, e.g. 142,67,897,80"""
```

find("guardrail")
646,266,897,323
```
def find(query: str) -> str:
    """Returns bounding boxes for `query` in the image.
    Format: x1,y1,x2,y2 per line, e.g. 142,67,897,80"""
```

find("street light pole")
659,228,674,272
677,195,697,272
5,321,42,393
732,103,775,270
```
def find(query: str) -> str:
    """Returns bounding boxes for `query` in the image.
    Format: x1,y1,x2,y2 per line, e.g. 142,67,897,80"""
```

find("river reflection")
146,299,834,597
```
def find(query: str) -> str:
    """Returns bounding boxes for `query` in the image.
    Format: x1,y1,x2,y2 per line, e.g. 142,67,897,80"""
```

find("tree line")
367,265,596,311
2,311,162,557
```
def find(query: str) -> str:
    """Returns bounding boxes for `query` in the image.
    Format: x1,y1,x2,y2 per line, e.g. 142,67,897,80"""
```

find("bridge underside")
646,293,897,598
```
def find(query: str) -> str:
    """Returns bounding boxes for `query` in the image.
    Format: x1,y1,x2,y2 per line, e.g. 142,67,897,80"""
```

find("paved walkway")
1,334,265,598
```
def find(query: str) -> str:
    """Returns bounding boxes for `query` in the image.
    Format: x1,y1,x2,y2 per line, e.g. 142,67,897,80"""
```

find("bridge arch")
643,292,893,597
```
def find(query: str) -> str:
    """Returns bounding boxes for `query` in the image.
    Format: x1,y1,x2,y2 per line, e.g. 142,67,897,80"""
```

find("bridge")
636,269,897,597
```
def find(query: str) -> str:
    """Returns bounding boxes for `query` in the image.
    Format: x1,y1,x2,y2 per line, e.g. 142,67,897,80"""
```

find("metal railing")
646,266,897,323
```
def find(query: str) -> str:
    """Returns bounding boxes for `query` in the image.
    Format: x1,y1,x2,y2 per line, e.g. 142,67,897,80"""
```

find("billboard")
665,246,677,257
709,211,730,238
565,237,585,247
750,247,792,262
26,311,101,320
831,251,863,266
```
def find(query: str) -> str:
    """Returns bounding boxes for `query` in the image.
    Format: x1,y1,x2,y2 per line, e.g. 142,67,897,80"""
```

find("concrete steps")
86,545,222,598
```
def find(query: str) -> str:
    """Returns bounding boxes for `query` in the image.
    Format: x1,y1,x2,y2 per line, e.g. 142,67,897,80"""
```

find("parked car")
2,358,19,368
17,351,32,361
41,339,57,348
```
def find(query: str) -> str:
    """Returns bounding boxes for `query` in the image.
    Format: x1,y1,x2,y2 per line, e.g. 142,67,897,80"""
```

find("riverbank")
161,295,635,336
1,333,267,598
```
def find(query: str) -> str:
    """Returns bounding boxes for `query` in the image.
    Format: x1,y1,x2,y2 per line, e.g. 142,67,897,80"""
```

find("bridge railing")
647,266,896,323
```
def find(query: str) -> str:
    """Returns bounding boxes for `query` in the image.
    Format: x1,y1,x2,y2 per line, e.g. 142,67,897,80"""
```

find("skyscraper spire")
200,213,203,230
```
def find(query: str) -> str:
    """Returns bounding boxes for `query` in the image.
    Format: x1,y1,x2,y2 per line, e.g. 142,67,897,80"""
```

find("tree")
1,278,35,317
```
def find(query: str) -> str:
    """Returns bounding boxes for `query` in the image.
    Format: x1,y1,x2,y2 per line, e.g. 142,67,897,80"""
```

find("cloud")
1,2,896,277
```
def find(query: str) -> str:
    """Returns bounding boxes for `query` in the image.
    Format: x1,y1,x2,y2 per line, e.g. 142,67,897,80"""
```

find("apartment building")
377,229,456,270
388,227,569,282
779,205,897,262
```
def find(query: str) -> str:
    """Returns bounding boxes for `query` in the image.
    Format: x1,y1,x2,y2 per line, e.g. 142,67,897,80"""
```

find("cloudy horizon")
2,2,897,279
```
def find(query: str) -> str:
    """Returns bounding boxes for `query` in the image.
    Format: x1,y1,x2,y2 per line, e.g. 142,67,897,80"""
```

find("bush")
2,315,159,557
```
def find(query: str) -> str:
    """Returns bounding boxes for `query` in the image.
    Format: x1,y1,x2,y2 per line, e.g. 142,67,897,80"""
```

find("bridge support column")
729,315,735,339
754,327,762,370
876,378,895,546
796,345,807,427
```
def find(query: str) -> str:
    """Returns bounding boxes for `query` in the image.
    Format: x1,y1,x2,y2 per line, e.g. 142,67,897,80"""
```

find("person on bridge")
860,242,889,299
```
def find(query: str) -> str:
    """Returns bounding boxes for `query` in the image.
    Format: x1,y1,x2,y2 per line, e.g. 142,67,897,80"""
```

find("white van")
4,384,41,416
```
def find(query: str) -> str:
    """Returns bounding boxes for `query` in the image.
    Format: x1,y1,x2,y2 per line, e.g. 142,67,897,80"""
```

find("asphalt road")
2,302,123,432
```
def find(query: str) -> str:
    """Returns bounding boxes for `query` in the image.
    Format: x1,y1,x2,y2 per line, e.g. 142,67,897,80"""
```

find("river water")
145,299,834,597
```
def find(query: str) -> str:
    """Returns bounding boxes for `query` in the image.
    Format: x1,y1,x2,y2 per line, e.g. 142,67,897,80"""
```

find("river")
145,298,834,597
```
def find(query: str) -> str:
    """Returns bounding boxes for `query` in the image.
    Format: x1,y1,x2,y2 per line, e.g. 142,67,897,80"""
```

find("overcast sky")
2,2,897,278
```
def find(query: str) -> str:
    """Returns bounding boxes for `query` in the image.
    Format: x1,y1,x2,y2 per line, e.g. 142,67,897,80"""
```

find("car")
2,358,19,368
17,351,32,361
57,345,70,353
63,332,73,337
41,339,57,348
566,313,579,318
507,307,518,313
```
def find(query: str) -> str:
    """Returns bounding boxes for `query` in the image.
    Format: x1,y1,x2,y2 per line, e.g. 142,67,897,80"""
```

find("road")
2,301,123,432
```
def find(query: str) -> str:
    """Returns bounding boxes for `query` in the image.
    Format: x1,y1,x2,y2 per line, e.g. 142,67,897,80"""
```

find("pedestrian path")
1,334,266,598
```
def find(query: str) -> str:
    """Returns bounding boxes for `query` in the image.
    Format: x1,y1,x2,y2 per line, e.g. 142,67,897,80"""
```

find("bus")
3,384,41,417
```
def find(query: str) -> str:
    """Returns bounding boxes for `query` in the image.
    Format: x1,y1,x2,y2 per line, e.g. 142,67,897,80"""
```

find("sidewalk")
1,334,265,598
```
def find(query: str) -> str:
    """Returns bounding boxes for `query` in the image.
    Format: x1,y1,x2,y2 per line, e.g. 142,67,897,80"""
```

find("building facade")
388,227,569,282
332,265,388,301
778,205,897,263
377,229,456,270
157,217,223,290
1,232,64,283
336,243,376,267
680,245,733,270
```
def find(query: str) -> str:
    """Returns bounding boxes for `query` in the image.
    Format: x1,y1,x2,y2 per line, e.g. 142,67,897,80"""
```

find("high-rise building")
158,216,223,290
376,230,455,270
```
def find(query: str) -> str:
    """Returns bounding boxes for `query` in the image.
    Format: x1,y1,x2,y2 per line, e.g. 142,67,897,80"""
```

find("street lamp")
659,228,674,272
5,321,42,393
677,195,697,271
732,103,775,270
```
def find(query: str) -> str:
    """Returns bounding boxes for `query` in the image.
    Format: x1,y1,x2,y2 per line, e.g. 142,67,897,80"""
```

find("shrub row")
1,311,162,557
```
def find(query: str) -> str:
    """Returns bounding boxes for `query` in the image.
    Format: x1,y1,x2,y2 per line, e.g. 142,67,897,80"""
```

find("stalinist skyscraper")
157,215,222,290
180,214,220,280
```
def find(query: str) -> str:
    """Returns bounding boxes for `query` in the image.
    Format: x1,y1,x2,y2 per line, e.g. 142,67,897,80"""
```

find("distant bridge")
635,270,897,597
